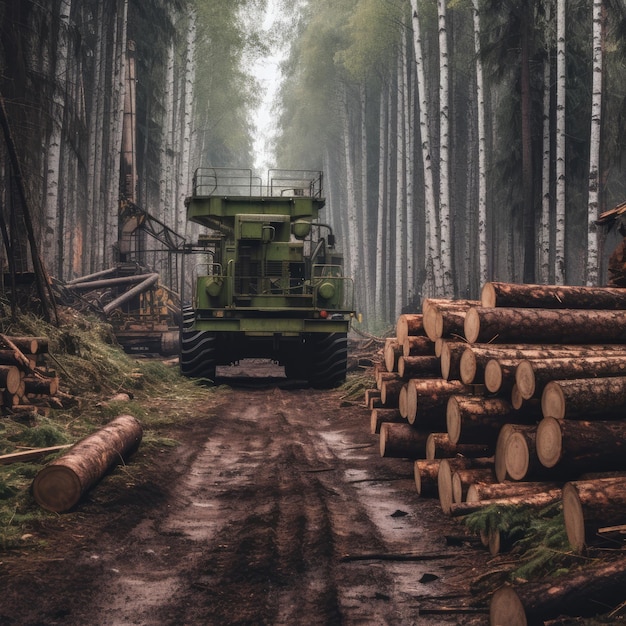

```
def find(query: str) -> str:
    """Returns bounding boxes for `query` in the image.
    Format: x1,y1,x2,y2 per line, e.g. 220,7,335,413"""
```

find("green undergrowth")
0,304,221,551
465,502,577,581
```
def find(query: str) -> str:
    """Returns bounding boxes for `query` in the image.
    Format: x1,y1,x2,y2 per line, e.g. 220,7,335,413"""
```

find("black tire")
307,332,348,389
180,330,217,381
284,359,310,381
182,305,195,329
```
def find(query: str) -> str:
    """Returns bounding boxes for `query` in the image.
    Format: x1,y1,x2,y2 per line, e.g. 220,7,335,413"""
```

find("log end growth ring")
463,307,480,344
541,381,566,419
32,464,82,512
481,282,497,308
489,585,527,626
504,431,530,481
446,396,461,444
562,481,585,553
515,359,535,400
536,416,562,468
437,459,453,514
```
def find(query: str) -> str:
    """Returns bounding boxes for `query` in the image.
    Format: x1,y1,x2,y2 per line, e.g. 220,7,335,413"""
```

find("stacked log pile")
364,282,626,623
0,334,63,417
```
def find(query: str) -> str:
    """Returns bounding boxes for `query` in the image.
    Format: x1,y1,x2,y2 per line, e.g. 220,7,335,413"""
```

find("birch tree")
586,0,603,285
555,0,566,284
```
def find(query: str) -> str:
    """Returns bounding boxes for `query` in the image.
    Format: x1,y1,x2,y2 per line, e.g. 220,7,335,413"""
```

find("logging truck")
179,168,355,387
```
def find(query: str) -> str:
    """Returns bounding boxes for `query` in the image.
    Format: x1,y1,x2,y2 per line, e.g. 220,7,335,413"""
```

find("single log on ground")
481,280,626,310
517,355,626,400
396,314,425,344
0,365,21,395
402,335,435,358
379,422,429,458
425,432,491,460
414,459,441,497
562,476,626,552
380,377,405,406
536,416,626,474
464,306,626,345
484,358,520,394
406,378,471,425
489,556,626,626
452,468,496,503
370,408,404,434
440,341,470,381
384,338,403,373
438,457,495,514
449,488,561,517
541,376,626,419
31,414,143,512
397,355,440,379
446,395,538,446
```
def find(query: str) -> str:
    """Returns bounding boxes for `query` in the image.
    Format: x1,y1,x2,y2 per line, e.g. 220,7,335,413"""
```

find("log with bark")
452,468,497,503
504,425,545,482
484,358,521,394
364,389,382,409
402,335,436,358
397,356,441,379
423,306,469,342
449,488,561,517
396,314,425,345
481,280,626,310
370,408,404,434
380,377,405,407
541,376,626,420
516,354,626,400
562,476,626,553
413,459,441,497
536,416,626,474
466,480,562,504
405,378,471,426
31,414,143,512
489,555,626,625
464,306,626,345
446,396,538,447
425,432,491,460
438,457,495,514
379,422,429,459
398,384,409,418
384,338,403,373
0,365,21,395
439,341,470,381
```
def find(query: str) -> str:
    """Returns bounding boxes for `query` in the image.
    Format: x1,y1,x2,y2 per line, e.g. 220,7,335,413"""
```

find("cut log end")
446,396,461,444
489,586,527,626
541,381,566,419
484,359,503,393
32,464,82,513
463,307,481,344
562,482,585,553
504,431,530,481
481,283,497,309
459,348,477,384
536,416,562,469
515,359,536,400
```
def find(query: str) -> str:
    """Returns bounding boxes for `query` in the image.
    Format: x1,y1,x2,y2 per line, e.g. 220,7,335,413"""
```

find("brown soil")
0,360,491,625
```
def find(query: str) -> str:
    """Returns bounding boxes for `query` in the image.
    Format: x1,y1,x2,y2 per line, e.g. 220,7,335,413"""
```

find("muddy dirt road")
0,363,490,625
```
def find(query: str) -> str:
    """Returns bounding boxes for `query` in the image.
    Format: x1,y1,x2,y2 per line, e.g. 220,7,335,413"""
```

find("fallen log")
370,408,404,434
489,556,626,625
425,432,491,460
0,364,21,395
464,306,626,344
541,376,626,419
481,280,626,310
406,378,471,425
31,414,143,512
379,422,429,459
536,416,626,474
397,356,440,379
1,335,48,355
396,314,425,345
466,480,562,504
517,354,626,400
562,476,626,552
413,459,441,497
23,375,59,396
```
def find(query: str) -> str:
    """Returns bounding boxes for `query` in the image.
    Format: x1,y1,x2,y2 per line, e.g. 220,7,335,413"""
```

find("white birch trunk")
359,83,374,321
472,0,488,289
403,32,415,307
555,0,566,284
384,82,394,319
586,0,603,286
540,43,551,284
409,0,441,295
438,0,452,296
161,42,175,226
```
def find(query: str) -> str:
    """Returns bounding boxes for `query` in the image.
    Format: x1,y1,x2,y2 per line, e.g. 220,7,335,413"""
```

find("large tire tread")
308,333,348,389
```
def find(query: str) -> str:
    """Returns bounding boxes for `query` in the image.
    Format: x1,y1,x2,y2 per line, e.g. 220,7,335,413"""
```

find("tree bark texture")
481,281,626,310
452,468,496,503
465,307,626,345
450,489,561,517
402,335,435,358
379,422,429,459
425,431,491,460
413,459,441,497
406,378,471,426
397,356,440,379
396,314,425,345
32,414,143,512
370,408,404,435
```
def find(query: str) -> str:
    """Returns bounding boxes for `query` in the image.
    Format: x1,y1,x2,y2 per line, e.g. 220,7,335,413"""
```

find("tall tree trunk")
438,0,452,296
540,23,552,284
375,85,388,323
409,0,441,296
555,0,566,284
395,46,406,319
359,83,374,321
472,0,488,289
586,0,603,286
